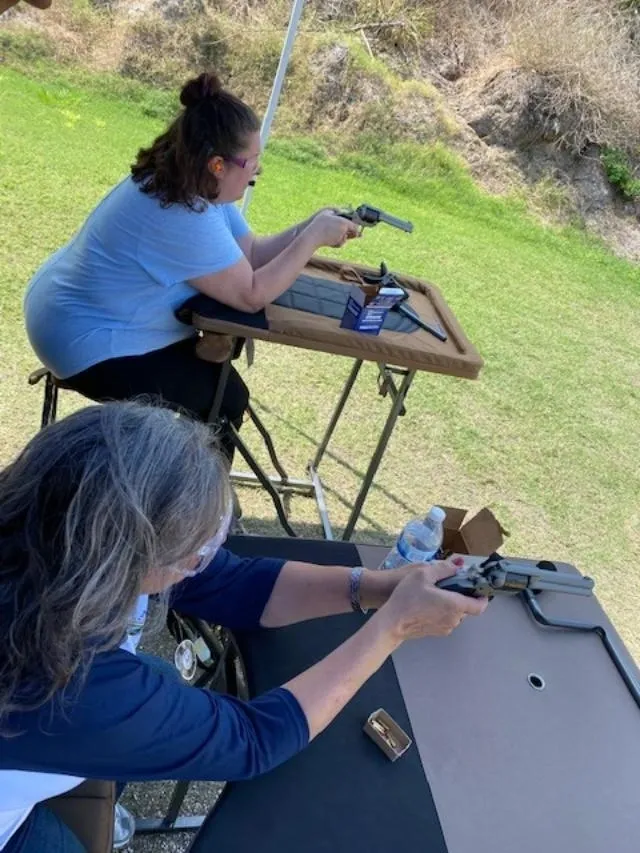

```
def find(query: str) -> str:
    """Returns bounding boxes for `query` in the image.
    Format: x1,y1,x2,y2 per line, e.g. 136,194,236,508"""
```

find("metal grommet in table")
527,673,546,691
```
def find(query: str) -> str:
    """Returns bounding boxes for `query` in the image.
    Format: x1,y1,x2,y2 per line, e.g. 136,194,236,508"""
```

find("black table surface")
190,536,447,853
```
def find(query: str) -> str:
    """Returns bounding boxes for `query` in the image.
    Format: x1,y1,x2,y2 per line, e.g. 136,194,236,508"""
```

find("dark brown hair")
131,72,260,210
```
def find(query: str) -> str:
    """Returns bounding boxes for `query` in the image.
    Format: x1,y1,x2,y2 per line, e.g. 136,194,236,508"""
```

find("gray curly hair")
0,402,230,732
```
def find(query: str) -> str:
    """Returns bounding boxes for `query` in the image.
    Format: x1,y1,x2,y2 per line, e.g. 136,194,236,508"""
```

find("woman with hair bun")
24,72,360,459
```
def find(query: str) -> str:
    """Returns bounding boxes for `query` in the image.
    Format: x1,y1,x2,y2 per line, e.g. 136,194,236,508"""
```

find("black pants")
64,338,248,461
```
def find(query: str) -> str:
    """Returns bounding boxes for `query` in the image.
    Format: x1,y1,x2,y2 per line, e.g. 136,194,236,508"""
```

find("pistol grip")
436,577,491,599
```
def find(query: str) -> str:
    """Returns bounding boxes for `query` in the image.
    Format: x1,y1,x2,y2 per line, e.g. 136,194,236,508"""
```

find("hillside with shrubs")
2,0,640,257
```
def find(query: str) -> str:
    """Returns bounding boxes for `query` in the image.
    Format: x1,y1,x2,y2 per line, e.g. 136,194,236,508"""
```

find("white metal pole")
241,0,307,216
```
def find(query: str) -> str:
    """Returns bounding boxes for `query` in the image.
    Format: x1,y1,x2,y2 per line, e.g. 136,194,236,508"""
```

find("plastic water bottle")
380,506,446,569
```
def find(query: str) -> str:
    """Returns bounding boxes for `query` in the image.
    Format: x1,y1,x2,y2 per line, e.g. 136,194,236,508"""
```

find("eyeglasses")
172,503,233,579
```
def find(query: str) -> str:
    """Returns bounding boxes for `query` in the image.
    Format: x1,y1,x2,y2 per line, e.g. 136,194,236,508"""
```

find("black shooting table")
182,257,484,541
189,537,640,853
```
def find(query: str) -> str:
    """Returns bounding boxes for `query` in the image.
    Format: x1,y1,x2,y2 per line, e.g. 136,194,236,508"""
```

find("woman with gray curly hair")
0,402,486,853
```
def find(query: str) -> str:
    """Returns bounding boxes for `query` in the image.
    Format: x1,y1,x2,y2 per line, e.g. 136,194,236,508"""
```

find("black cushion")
177,276,417,333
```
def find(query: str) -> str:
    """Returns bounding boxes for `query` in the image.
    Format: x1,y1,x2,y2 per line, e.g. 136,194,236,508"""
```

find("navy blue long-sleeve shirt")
0,549,309,849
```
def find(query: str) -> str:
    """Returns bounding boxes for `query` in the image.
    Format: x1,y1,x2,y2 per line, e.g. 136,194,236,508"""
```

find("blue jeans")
5,806,86,853
7,654,181,853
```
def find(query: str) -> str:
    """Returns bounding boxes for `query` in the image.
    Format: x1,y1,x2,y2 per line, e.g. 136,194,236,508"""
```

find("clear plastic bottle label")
396,537,438,564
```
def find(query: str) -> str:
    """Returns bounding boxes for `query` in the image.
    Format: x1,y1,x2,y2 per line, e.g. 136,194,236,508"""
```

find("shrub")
0,29,56,63
601,147,640,200
119,15,190,88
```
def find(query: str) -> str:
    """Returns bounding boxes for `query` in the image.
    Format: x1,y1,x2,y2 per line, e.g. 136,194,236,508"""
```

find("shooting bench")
181,255,483,539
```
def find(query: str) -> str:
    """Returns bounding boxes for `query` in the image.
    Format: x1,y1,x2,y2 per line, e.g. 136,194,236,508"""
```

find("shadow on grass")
248,397,421,522
234,514,394,546
232,475,394,540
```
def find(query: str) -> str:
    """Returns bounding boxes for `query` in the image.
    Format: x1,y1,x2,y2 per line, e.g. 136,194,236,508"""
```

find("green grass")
1,66,639,658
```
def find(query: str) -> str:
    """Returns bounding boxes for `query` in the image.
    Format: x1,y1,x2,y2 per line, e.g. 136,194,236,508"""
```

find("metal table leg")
310,359,363,470
206,341,235,425
229,422,298,537
43,374,59,428
305,359,363,539
341,369,416,541
135,813,206,834
206,349,414,542
246,403,289,482
205,343,297,536
308,463,334,541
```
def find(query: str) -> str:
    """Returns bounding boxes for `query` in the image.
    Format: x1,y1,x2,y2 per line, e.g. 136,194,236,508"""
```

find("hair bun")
180,72,223,108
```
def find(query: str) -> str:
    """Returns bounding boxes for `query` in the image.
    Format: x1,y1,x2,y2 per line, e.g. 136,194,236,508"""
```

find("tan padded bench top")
191,256,484,380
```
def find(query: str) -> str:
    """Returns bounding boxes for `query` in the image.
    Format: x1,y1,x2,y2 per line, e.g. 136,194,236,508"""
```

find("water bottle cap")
427,506,446,524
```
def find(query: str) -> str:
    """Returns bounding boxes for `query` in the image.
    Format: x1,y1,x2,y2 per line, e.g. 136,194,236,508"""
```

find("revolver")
339,204,413,233
436,555,595,599
436,555,640,710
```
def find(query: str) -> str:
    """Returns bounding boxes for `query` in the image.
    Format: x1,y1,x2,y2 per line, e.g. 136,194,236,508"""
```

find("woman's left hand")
360,556,466,611
309,206,339,220
302,207,340,230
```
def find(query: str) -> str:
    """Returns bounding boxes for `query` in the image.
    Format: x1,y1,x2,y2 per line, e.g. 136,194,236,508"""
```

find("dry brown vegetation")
2,0,639,151
2,0,639,229
506,0,640,150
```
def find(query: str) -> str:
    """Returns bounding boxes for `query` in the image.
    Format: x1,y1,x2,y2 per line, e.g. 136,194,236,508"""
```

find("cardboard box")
440,506,508,557
363,708,412,762
340,284,405,335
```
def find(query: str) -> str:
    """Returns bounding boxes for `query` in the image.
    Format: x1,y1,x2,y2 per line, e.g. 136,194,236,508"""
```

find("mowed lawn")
1,67,639,658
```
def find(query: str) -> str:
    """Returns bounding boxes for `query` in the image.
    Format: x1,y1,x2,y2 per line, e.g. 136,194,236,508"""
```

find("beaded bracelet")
349,566,368,614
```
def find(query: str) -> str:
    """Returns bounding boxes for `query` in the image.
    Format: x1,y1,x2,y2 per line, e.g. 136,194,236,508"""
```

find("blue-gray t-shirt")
24,176,250,379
